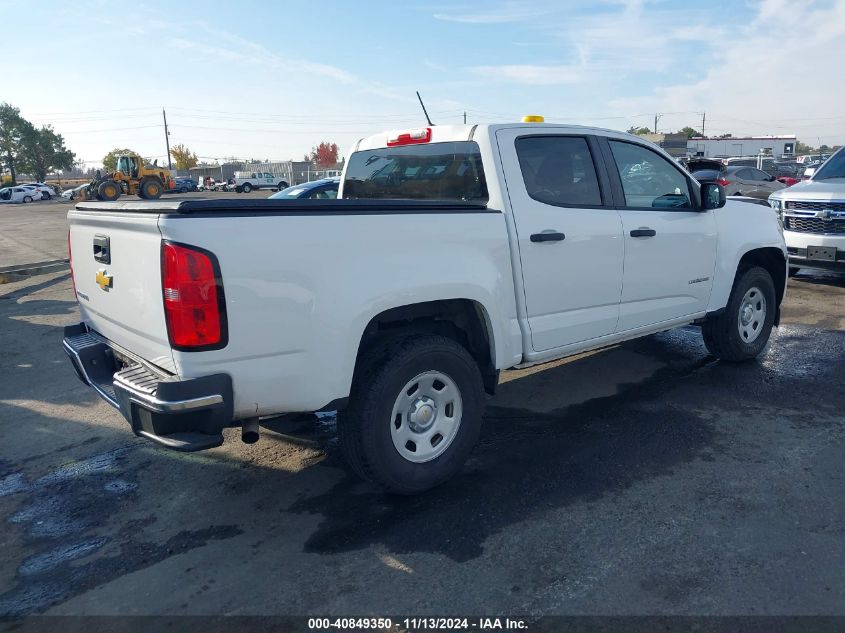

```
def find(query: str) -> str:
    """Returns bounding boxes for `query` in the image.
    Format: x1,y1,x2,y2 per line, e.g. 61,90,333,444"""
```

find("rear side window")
515,136,602,207
608,140,692,209
343,141,488,202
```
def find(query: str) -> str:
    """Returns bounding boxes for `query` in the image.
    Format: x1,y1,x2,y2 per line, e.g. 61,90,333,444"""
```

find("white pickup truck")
64,120,787,493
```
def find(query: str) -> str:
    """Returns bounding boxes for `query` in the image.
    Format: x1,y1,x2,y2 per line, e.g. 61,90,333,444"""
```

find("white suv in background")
22,182,56,200
770,147,845,275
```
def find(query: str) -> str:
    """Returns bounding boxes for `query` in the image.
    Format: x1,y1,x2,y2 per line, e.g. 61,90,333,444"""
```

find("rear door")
69,209,176,373
496,130,624,352
600,138,717,332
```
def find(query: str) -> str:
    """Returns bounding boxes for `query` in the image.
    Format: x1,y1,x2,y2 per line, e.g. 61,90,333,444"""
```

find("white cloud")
609,0,845,143
472,64,585,85
433,3,553,24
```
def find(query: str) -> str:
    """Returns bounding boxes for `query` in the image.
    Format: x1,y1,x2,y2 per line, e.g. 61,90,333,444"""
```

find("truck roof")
354,122,632,151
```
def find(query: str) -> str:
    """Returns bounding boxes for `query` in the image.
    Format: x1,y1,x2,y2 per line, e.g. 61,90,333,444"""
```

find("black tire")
42,192,51,200
140,179,163,200
235,185,243,193
179,186,187,193
242,183,252,193
788,267,800,277
23,195,33,203
702,266,776,362
338,334,485,494
277,181,288,191
97,181,121,201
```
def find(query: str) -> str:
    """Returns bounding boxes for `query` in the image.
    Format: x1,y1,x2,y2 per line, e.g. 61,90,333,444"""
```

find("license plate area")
807,246,837,261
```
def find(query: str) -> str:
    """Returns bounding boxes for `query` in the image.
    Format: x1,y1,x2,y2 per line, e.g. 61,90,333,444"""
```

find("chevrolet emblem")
95,269,113,291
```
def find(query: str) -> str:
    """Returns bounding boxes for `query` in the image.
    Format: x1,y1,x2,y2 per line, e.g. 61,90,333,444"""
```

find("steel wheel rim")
737,286,766,343
390,370,463,463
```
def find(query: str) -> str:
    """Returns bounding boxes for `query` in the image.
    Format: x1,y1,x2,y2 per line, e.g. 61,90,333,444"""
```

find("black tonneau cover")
74,199,491,215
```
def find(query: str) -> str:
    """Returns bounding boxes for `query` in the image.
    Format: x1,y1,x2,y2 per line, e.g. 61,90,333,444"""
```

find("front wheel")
42,192,51,200
140,179,163,199
338,334,485,494
23,195,33,203
702,266,776,362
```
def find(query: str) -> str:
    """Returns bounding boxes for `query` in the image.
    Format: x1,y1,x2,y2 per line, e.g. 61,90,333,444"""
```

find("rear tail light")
716,178,731,187
68,231,76,297
161,241,227,350
387,127,432,146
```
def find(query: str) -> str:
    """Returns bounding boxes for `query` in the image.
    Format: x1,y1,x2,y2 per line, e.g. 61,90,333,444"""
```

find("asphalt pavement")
0,264,842,617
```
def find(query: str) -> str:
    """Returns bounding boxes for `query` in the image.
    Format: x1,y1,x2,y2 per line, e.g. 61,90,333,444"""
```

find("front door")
602,139,718,332
497,130,624,352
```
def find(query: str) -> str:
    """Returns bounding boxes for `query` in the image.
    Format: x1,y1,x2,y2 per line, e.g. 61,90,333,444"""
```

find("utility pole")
701,112,706,138
654,113,662,134
162,108,172,171
463,111,467,124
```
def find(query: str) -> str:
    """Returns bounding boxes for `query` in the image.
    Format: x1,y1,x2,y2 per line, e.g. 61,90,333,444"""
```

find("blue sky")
5,0,844,166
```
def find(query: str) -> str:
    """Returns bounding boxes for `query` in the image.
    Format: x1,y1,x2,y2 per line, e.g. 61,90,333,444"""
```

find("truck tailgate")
68,209,176,373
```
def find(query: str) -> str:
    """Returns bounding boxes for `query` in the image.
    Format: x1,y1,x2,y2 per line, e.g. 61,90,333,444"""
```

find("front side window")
608,141,692,209
515,136,602,207
344,141,488,202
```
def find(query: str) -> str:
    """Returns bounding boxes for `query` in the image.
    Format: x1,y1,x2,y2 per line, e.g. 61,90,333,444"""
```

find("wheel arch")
736,247,787,324
353,299,498,396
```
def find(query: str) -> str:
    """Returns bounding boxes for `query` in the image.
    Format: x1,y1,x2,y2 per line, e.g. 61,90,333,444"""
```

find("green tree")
20,125,75,182
0,103,30,184
102,148,138,172
678,126,701,139
627,126,651,135
795,141,813,155
170,143,198,170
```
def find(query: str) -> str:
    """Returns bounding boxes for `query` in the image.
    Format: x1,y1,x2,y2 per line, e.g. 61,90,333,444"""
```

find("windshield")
343,141,488,202
813,149,845,180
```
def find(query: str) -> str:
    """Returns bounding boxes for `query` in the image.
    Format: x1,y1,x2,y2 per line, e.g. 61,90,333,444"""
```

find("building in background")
640,133,689,158
687,135,797,159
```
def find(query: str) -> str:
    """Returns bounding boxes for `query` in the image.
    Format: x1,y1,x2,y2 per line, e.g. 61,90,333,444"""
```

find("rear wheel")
23,195,34,203
242,183,252,193
97,181,121,201
702,266,776,362
140,179,163,200
338,334,485,494
277,181,288,191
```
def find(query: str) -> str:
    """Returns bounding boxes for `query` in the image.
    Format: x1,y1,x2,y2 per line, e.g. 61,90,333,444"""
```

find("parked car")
61,184,91,201
776,176,800,187
268,177,340,200
171,178,198,193
692,165,785,199
234,171,288,193
22,182,56,200
63,121,786,494
769,145,845,275
0,186,38,203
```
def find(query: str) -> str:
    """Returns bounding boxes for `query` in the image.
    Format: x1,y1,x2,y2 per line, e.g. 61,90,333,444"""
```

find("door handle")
629,228,656,238
530,231,565,243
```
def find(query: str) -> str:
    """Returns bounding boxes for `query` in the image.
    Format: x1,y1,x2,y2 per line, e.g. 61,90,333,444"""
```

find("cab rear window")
343,141,488,203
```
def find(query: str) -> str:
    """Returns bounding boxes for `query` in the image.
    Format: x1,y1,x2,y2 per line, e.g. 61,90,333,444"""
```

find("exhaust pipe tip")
241,418,260,444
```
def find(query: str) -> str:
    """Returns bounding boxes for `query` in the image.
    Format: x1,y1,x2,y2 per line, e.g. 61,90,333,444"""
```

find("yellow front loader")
79,154,175,201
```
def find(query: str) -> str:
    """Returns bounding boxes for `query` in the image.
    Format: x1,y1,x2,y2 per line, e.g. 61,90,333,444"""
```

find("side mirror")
701,182,726,209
